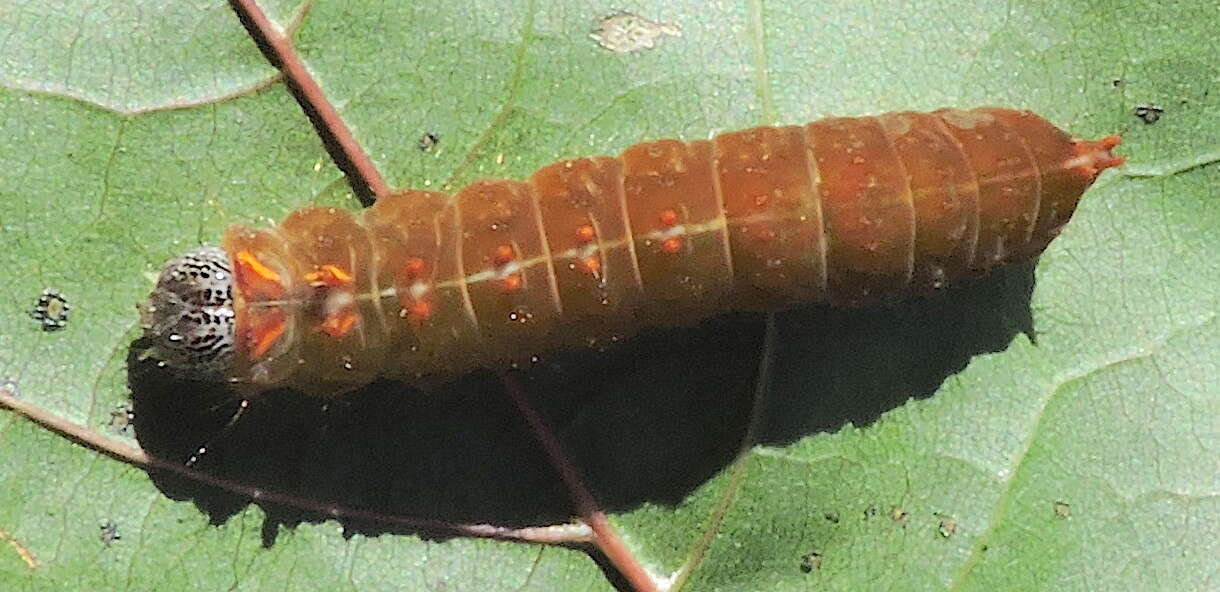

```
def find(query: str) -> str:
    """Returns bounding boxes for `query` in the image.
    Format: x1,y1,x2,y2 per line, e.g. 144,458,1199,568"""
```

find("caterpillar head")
139,246,236,380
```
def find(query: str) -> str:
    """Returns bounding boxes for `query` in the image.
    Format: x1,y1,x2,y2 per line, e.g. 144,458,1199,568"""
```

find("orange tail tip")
1070,134,1126,180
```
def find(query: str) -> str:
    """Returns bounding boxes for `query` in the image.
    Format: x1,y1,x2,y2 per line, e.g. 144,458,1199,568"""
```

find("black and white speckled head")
139,246,235,380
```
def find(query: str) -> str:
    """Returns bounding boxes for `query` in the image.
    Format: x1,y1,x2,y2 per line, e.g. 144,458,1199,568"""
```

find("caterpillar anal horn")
1068,135,1125,178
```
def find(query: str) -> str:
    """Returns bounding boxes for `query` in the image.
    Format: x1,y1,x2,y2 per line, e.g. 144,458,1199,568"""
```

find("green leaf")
1,1,1216,591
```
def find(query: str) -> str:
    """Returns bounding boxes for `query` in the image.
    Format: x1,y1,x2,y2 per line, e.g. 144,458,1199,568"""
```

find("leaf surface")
1,1,1216,590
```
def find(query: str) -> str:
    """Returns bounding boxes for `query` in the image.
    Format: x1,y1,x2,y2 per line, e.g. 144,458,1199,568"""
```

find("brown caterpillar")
139,107,1124,396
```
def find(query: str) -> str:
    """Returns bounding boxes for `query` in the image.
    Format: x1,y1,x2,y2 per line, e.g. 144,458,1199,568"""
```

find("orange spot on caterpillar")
405,300,433,322
305,264,354,287
502,274,523,292
661,237,683,253
659,209,679,227
582,256,601,274
319,311,359,336
404,257,426,278
575,224,596,243
493,244,515,266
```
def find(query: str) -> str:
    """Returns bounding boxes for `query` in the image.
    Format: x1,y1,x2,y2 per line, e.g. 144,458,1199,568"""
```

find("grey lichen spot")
139,246,235,380
590,12,681,54
30,289,71,331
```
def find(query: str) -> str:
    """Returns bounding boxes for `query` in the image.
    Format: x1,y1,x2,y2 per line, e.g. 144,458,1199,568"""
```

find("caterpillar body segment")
714,125,826,308
140,107,1125,396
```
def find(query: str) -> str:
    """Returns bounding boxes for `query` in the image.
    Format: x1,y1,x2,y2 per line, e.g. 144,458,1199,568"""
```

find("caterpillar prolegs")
139,107,1124,396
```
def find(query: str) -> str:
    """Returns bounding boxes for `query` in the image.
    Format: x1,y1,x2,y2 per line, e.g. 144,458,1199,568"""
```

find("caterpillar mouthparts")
141,107,1124,396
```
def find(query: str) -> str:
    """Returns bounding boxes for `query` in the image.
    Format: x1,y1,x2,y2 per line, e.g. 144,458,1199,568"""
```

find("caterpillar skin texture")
140,107,1125,396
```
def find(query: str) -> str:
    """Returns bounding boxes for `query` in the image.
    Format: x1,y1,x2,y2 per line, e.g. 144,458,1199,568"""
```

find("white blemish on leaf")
591,12,682,54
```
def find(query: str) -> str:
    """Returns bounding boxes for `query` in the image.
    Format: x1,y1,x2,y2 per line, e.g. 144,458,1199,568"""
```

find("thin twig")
0,527,39,570
0,387,591,545
228,0,391,204
1,387,151,465
499,372,661,592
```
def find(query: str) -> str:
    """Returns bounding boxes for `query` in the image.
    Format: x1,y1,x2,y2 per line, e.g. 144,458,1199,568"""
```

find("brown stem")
0,388,590,545
499,372,661,592
228,0,391,204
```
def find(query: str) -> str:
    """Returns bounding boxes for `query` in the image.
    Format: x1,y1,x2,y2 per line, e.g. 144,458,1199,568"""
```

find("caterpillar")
139,107,1124,396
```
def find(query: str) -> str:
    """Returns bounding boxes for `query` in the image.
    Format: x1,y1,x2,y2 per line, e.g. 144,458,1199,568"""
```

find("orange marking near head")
502,274,523,292
234,250,286,300
305,264,354,287
661,237,683,253
659,209,679,227
575,224,596,243
493,245,516,266
236,251,280,283
249,317,286,358
582,256,601,275
324,264,353,283
319,310,359,336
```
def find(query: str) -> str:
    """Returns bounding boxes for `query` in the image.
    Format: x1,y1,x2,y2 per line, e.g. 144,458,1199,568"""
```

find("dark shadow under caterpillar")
128,257,1037,542
138,107,1123,396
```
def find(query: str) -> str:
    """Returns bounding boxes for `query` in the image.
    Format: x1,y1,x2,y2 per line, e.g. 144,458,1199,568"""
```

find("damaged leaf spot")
935,513,957,538
890,506,910,526
799,550,822,573
418,131,440,151
591,12,681,54
1134,104,1163,125
30,289,71,332
107,404,134,435
1053,500,1071,519
99,521,121,546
